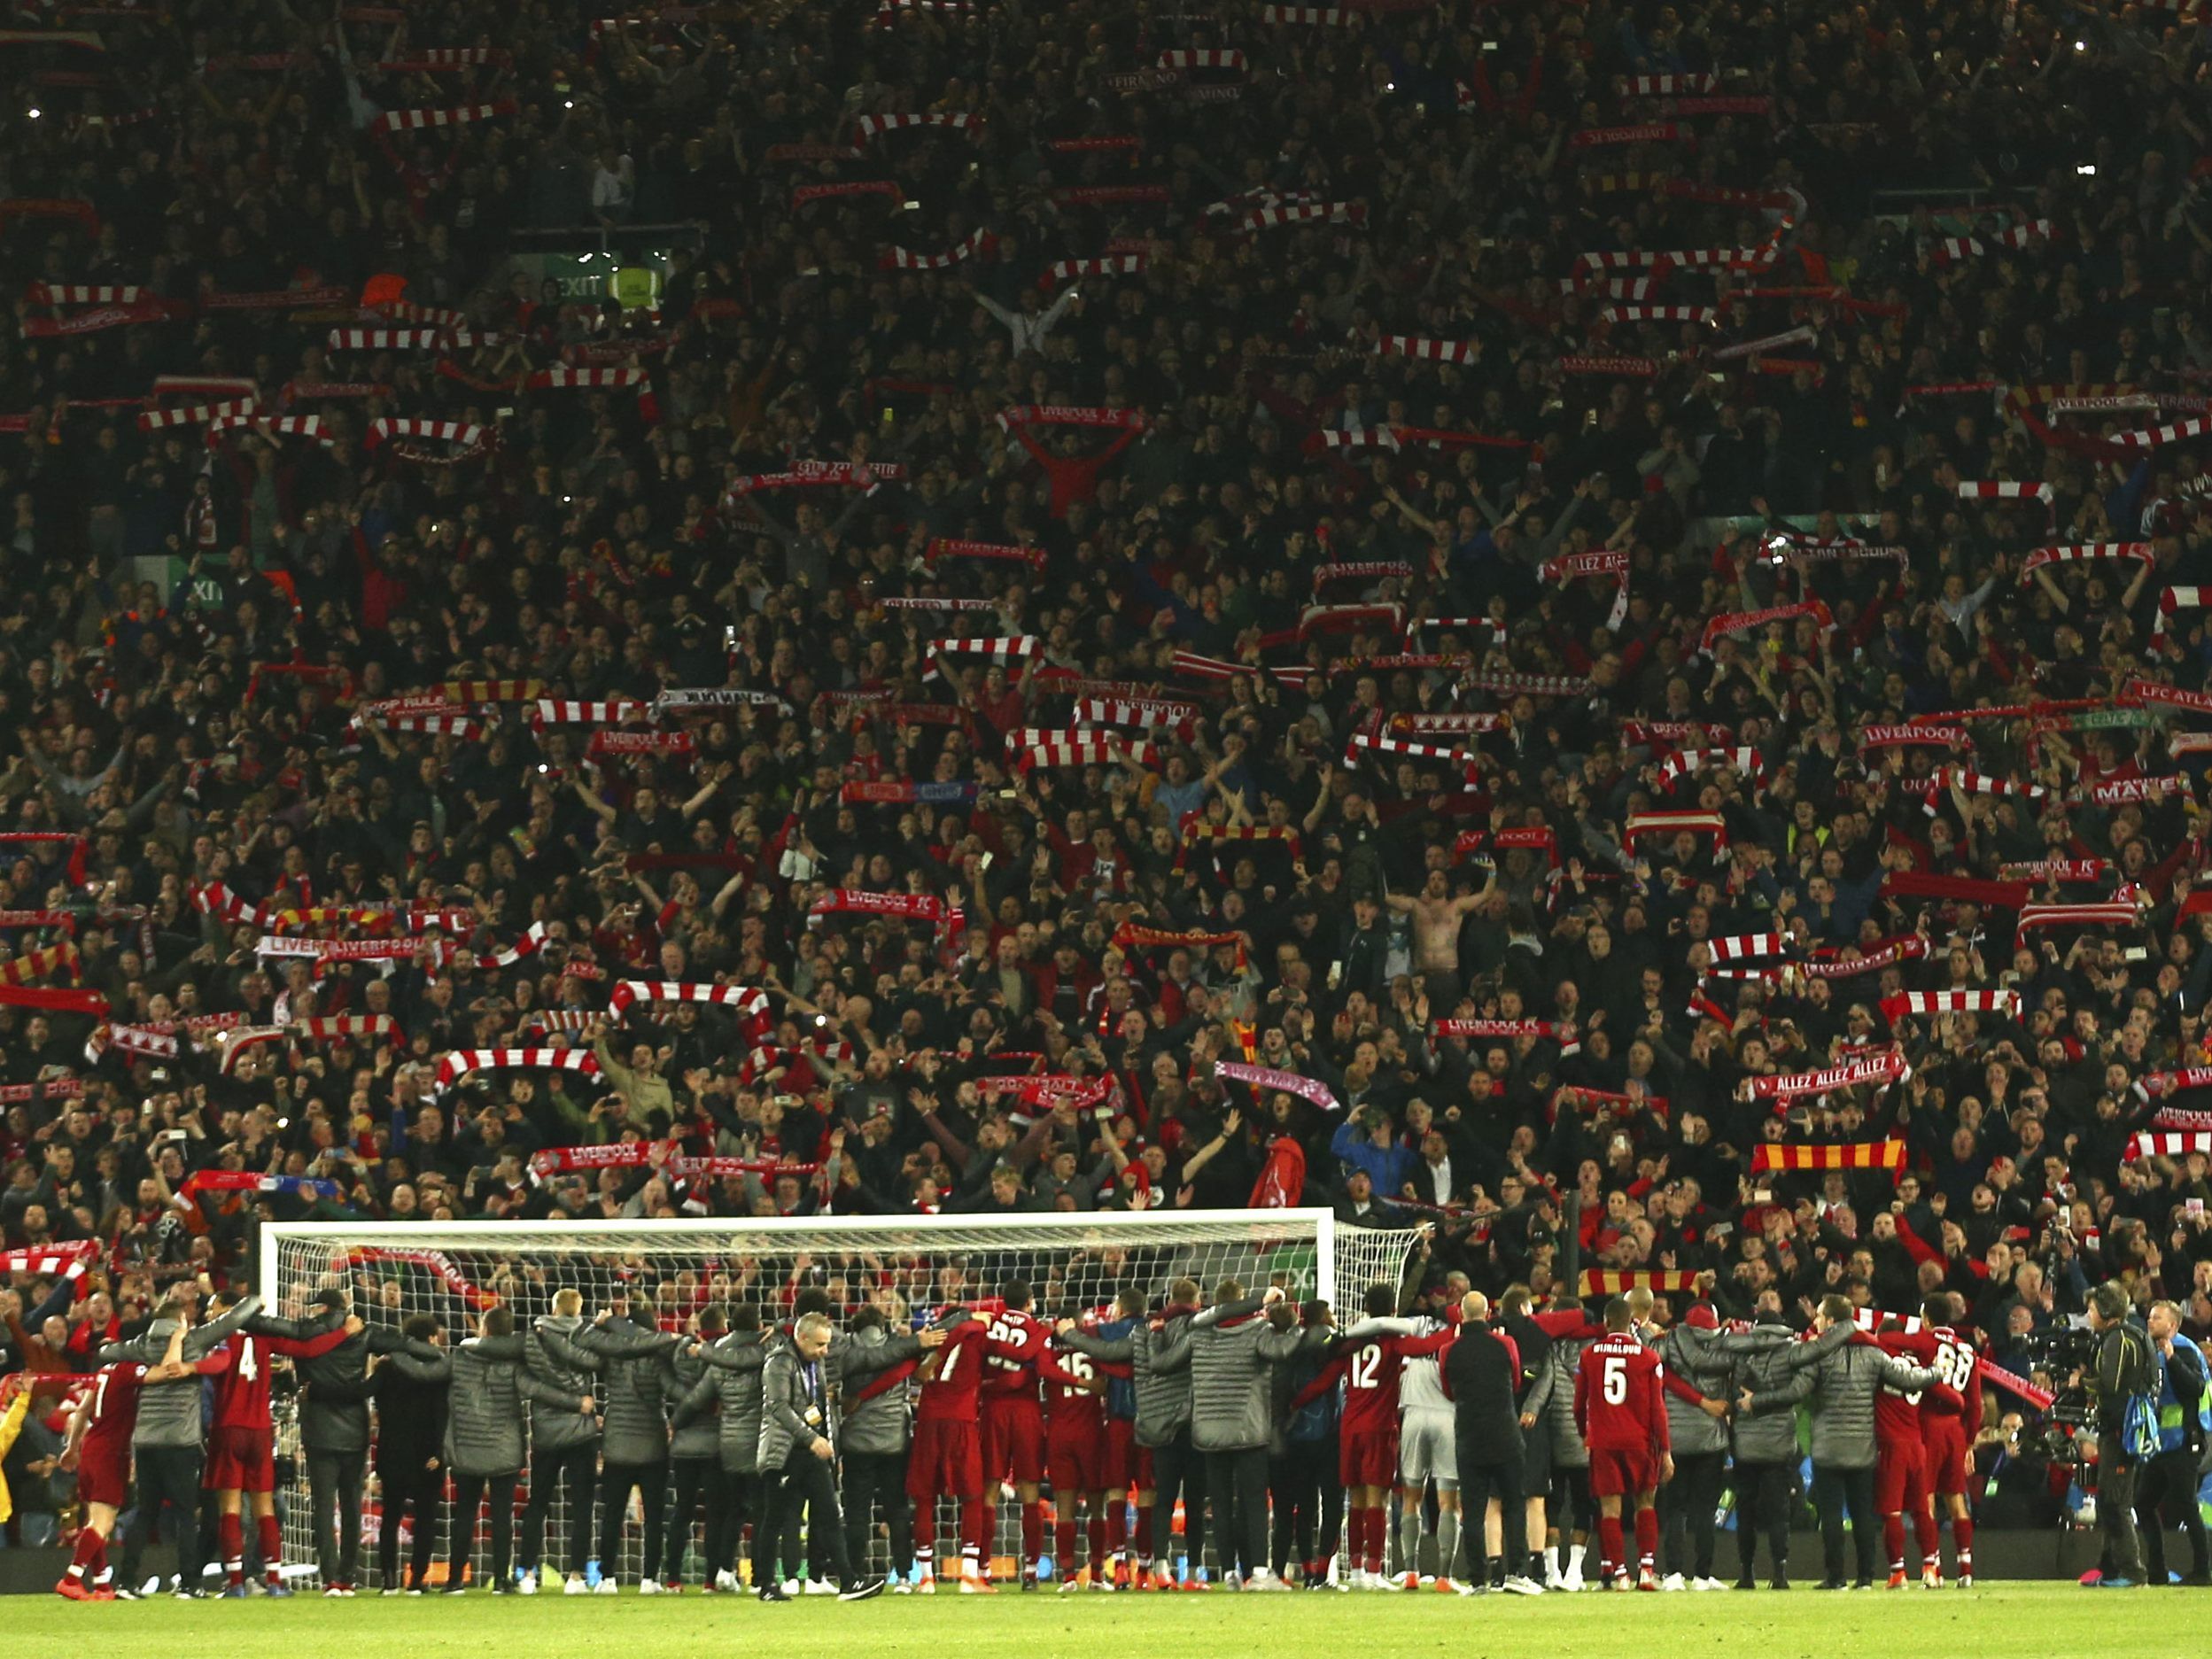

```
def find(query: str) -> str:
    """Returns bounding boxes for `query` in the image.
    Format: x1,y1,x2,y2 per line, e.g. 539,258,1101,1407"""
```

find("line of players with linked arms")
35,1258,2207,1601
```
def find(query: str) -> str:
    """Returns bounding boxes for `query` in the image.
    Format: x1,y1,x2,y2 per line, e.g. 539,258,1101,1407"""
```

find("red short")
78,1442,131,1509
1339,1429,1398,1490
202,1425,275,1494
1921,1419,1969,1498
1048,1428,1104,1496
1587,1446,1655,1500
1104,1418,1137,1491
980,1397,1046,1485
907,1417,982,1504
1874,1435,1929,1516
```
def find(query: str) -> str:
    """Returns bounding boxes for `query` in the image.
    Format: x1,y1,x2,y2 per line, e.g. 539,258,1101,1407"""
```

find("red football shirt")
1040,1348,1106,1440
1324,1331,1451,1437
207,1323,351,1431
82,1362,148,1461
1574,1331,1670,1456
982,1308,1049,1404
916,1318,990,1423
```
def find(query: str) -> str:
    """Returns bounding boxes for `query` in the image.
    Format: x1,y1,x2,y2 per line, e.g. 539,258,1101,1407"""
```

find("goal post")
257,1208,1422,1587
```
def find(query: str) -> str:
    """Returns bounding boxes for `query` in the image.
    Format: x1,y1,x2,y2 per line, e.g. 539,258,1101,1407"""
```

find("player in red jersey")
1914,1299,1982,1586
1866,1313,1947,1590
1039,1310,1111,1592
980,1278,1052,1588
199,1285,357,1597
54,1323,206,1601
1572,1298,1672,1592
909,1306,992,1593
1288,1283,1450,1587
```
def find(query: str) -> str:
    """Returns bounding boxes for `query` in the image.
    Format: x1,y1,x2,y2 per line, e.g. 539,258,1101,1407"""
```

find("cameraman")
2138,1300,2210,1585
2084,1283,2160,1589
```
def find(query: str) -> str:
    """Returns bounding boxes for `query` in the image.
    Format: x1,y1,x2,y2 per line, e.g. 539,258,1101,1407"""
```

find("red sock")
1023,1500,1044,1573
1088,1509,1106,1573
1953,1516,1973,1573
914,1505,935,1577
1136,1501,1153,1568
220,1513,244,1586
1597,1516,1624,1583
1363,1506,1384,1574
258,1516,283,1586
960,1498,989,1565
1913,1508,1939,1569
1883,1515,1905,1572
1057,1514,1077,1574
1634,1508,1657,1573
66,1526,102,1580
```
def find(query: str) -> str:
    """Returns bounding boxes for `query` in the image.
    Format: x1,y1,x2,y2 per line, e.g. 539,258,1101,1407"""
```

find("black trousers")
1269,1438,1339,1574
757,1450,851,1587
1201,1447,1268,1580
1150,1432,1207,1570
1457,1452,1526,1585
122,1445,204,1588
305,1446,366,1586
599,1458,667,1583
520,1443,597,1580
1811,1463,1876,1585
842,1448,909,1580
1733,1459,1797,1580
450,1471,517,1589
377,1467,442,1589
708,1468,757,1578
2138,1446,2209,1580
662,1456,723,1583
2094,1434,2147,1585
1661,1450,1725,1580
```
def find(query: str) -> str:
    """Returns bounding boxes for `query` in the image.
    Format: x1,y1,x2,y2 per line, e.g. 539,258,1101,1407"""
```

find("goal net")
259,1208,1421,1589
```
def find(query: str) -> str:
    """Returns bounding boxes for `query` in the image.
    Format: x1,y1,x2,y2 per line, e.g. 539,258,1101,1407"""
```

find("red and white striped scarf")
1881,990,2017,1020
1697,598,1833,655
1156,48,1245,69
1375,334,1479,364
1956,479,2052,508
1625,810,1729,848
2014,901,2140,942
27,283,143,306
1659,746,1764,791
139,397,256,431
2156,587,2208,646
1241,203,1365,232
532,699,654,725
1747,1046,1909,1102
433,1047,600,1093
1344,731,1465,768
2126,1131,2212,1162
854,112,980,143
607,981,770,1019
1075,695,1198,735
1929,764,2044,800
1621,72,1717,95
2020,541,2153,582
364,417,493,461
1602,304,1718,326
1707,932,1789,963
881,228,997,270
369,100,515,135
1014,736,1158,772
1040,253,1144,290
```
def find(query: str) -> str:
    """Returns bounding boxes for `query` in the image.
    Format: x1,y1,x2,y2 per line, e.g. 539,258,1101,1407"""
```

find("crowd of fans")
2,0,2212,1544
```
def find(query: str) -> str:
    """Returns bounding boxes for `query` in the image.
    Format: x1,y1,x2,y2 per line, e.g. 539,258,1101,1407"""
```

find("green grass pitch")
38,1583,2187,1656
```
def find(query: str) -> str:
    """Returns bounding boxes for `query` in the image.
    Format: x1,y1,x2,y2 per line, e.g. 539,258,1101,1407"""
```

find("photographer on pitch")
2083,1283,2162,1590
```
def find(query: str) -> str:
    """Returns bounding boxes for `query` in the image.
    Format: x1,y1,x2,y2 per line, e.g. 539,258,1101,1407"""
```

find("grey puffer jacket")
298,1329,443,1454
1750,1327,1927,1470
571,1314,679,1465
668,1344,718,1460
1728,1322,1828,1463
1060,1306,1195,1448
673,1330,768,1475
1188,1299,1322,1454
1543,1332,1596,1469
1653,1324,1742,1458
446,1332,586,1477
524,1314,602,1454
837,1325,927,1457
758,1343,834,1469
100,1294,262,1449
